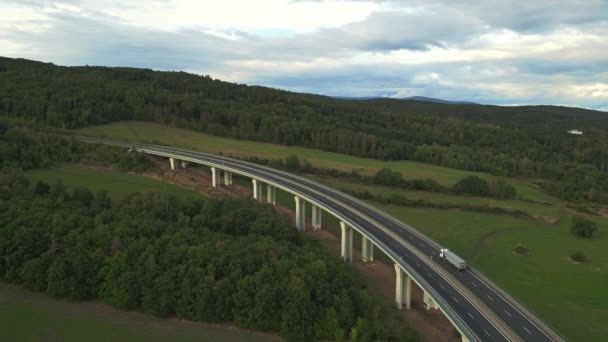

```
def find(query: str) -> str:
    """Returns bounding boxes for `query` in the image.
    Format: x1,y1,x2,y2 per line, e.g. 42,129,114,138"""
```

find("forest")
0,128,419,341
1,57,607,203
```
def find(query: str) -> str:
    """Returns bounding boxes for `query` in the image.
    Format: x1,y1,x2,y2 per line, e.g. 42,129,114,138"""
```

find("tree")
452,176,489,196
285,155,300,171
571,251,587,263
72,186,93,206
489,178,517,199
33,180,51,195
373,168,403,187
571,215,597,239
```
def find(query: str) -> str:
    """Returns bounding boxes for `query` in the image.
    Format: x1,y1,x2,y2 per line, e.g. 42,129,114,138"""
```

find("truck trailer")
439,249,467,271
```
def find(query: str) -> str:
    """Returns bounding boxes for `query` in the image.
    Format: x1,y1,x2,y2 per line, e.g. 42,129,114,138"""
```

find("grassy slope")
74,121,607,340
74,121,553,203
311,175,561,220
26,165,204,201
0,283,274,342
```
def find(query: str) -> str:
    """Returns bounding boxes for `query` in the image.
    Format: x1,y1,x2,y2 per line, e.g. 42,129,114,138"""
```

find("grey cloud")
2,0,607,110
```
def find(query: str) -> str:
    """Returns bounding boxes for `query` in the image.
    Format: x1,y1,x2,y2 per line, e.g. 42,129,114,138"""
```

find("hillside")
1,56,607,203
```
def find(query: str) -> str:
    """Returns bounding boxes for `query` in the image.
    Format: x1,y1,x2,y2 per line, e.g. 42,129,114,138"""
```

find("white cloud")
1,0,607,110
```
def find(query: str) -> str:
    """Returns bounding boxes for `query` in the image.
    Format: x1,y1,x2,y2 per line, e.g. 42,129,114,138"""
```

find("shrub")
489,178,517,199
373,168,403,187
571,215,597,239
513,244,528,255
285,155,300,171
571,251,587,263
452,176,489,196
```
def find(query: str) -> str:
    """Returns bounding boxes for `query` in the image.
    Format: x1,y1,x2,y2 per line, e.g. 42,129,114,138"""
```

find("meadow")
74,121,553,203
0,283,275,342
26,165,204,201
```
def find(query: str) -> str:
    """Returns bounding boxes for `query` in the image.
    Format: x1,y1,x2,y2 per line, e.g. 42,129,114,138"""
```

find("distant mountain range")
401,96,479,105
333,95,479,105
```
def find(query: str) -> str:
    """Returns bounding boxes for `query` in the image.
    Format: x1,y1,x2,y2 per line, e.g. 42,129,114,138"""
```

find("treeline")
0,171,419,342
1,57,607,203
237,153,518,200
343,189,531,219
0,123,151,172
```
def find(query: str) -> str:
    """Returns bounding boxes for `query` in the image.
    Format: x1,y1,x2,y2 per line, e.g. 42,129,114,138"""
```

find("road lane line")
524,327,532,334
453,297,459,304
504,309,512,317
471,281,478,287
484,329,491,337
487,294,494,301
468,312,475,319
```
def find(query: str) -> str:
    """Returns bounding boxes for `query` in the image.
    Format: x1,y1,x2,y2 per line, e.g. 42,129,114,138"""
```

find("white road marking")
453,297,459,304
415,262,420,267
440,284,445,290
524,327,532,335
483,329,491,337
468,312,474,319
427,272,432,277
486,294,494,301
504,309,512,317
471,281,478,287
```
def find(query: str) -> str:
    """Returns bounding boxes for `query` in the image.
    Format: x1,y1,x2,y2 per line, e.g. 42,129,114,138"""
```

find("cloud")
1,0,607,110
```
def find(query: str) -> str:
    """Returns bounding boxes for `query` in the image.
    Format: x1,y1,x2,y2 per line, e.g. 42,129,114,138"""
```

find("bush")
513,244,528,255
489,178,517,199
571,251,587,263
571,215,597,239
452,176,489,196
285,155,300,171
373,168,403,187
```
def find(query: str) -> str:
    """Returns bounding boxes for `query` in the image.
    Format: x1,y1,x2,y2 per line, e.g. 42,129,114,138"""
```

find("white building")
567,129,583,135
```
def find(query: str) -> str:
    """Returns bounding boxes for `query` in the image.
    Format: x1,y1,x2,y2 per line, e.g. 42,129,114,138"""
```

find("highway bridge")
79,136,564,342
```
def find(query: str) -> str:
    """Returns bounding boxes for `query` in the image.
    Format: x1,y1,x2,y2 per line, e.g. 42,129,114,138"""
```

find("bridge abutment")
170,157,176,170
340,221,353,262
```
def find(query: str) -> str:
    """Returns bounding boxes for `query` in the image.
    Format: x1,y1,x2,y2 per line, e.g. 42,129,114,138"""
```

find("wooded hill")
1,56,607,202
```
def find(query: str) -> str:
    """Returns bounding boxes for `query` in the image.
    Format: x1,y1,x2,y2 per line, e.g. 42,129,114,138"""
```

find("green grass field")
0,282,275,342
311,175,561,220
74,121,554,203
72,121,607,340
26,165,204,201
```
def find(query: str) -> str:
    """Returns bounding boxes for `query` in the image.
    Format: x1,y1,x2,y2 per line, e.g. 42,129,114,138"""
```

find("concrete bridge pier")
224,171,233,185
340,221,353,262
252,179,263,201
423,291,439,310
312,204,322,230
211,167,221,187
267,185,276,205
361,236,374,262
181,160,188,168
394,264,412,309
294,196,306,231
169,157,176,170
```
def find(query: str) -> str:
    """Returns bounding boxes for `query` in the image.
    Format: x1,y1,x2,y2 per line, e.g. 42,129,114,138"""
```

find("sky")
1,0,607,111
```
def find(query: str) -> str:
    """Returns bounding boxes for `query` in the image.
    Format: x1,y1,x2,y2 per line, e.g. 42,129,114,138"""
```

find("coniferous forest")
1,56,607,203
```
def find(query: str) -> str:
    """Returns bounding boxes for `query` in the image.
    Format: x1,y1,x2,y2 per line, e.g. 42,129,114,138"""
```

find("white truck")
439,249,467,271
